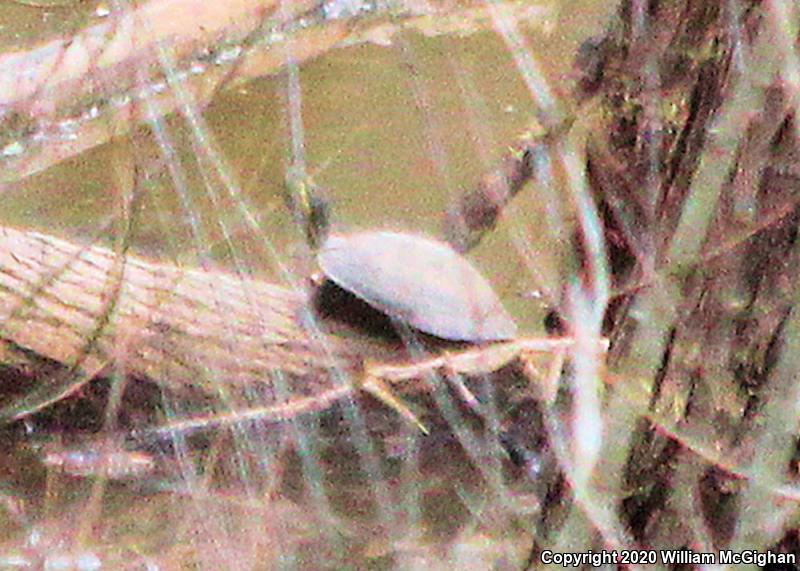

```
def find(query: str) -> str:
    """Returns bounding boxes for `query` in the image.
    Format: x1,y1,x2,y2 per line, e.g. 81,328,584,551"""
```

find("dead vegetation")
1,0,800,569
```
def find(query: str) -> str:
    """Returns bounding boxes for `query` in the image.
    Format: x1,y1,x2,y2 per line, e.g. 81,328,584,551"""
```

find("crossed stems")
362,336,609,433
149,336,609,438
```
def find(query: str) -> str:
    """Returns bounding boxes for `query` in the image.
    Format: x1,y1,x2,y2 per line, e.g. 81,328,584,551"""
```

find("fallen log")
0,225,359,420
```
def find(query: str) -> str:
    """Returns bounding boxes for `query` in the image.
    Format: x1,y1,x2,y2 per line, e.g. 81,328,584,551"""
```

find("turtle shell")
317,231,517,342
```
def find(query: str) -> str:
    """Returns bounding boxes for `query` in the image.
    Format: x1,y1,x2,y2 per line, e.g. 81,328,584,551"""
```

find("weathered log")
0,0,556,183
0,225,360,418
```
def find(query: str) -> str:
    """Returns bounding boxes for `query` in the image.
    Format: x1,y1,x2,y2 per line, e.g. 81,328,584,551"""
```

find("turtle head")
283,165,331,250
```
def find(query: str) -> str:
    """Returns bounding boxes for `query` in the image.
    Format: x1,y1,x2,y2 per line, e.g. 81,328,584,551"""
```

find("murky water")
0,1,617,568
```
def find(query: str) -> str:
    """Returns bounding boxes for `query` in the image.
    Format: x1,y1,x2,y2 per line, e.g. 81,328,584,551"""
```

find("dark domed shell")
318,231,517,342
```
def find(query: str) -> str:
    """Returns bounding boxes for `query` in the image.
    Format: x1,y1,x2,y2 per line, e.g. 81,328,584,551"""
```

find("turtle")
283,167,521,430
317,230,517,343
284,165,517,343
